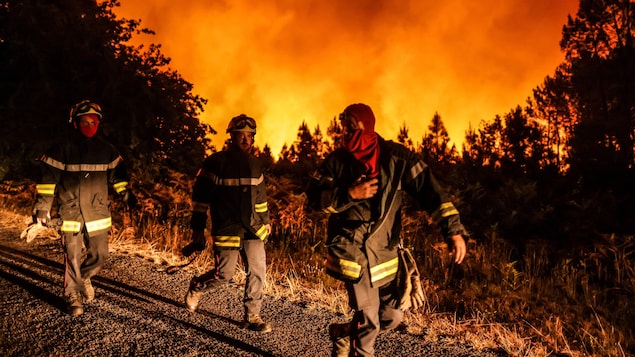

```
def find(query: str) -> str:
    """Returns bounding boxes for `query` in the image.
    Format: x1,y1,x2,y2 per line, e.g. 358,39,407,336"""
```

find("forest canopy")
1,0,213,181
1,0,634,240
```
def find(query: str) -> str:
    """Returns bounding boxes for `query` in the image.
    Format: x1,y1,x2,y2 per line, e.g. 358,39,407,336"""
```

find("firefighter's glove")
122,190,138,209
20,216,47,243
182,231,206,257
397,247,424,311
410,273,425,310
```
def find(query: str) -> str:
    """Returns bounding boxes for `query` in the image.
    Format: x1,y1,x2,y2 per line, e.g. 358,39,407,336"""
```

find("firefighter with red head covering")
307,103,468,356
33,100,136,316
182,114,272,333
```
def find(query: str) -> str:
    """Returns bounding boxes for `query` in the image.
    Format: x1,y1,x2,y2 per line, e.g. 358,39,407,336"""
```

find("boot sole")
243,322,272,333
184,291,202,312
68,307,84,316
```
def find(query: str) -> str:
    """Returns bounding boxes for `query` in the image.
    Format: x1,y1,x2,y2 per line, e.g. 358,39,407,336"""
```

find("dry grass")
2,178,633,357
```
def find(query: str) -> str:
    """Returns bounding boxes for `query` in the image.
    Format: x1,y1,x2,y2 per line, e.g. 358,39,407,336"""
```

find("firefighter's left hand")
182,230,206,257
450,234,467,264
122,190,138,209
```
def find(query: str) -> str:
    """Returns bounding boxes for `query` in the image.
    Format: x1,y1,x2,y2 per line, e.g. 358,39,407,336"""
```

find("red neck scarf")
342,103,380,178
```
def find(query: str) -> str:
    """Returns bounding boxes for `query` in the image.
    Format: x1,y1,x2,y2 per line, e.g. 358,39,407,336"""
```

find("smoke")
116,0,578,156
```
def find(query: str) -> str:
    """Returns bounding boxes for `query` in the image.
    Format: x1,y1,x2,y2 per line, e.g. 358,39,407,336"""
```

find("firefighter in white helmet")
183,113,273,333
33,100,137,316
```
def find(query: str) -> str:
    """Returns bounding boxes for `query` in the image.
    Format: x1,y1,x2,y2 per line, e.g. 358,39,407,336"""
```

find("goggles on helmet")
69,100,103,123
227,114,257,133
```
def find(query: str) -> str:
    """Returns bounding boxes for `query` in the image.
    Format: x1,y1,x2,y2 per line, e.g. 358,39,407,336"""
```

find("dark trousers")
62,230,108,296
345,270,404,357
195,239,266,317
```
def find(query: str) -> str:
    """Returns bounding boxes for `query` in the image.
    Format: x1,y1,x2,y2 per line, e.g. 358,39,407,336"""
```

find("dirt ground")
0,210,505,356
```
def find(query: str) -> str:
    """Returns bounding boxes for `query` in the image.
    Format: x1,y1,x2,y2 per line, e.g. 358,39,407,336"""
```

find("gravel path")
0,218,505,356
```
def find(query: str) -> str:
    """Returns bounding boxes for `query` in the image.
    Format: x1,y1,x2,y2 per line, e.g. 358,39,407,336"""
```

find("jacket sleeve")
108,151,129,196
305,154,357,214
402,156,468,239
33,145,64,218
254,173,270,225
190,165,213,231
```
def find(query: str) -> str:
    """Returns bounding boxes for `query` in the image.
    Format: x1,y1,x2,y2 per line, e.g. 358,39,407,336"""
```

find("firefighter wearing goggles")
32,100,137,316
183,113,272,333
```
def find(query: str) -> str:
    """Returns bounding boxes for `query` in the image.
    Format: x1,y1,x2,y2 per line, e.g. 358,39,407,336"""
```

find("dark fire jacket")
34,133,130,237
307,137,468,287
190,147,270,249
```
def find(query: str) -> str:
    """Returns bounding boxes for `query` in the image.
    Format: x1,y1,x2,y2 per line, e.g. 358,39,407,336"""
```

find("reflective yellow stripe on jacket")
431,202,459,225
254,202,268,213
85,217,112,234
61,217,112,234
112,181,128,194
213,235,241,248
255,225,269,241
61,220,82,233
323,206,338,214
370,257,399,284
36,183,56,196
326,254,362,280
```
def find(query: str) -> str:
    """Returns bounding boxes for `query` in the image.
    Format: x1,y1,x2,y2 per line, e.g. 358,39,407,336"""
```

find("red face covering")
77,114,100,138
341,103,380,178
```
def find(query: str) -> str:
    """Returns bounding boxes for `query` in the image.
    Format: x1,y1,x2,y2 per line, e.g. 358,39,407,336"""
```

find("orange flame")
115,0,578,157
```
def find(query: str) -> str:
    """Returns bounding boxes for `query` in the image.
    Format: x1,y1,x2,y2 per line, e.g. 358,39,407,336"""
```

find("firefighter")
306,103,468,356
33,100,137,316
182,114,272,333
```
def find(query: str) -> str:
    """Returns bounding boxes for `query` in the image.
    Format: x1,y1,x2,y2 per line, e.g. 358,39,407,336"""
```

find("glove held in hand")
182,237,206,257
396,247,425,311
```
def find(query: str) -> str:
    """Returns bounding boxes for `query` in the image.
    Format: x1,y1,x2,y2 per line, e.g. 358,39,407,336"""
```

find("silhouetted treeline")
1,0,213,183
269,0,635,248
1,0,634,248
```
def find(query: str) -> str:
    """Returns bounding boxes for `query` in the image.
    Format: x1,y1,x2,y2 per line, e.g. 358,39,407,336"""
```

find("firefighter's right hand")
348,177,378,200
35,210,50,225
182,230,206,257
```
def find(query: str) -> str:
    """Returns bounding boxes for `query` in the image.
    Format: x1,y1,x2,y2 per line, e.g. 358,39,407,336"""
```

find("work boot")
185,278,204,312
329,322,351,357
242,314,272,333
83,277,95,304
66,292,84,316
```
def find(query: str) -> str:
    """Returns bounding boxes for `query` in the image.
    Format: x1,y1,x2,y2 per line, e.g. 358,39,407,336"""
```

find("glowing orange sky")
115,0,579,157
